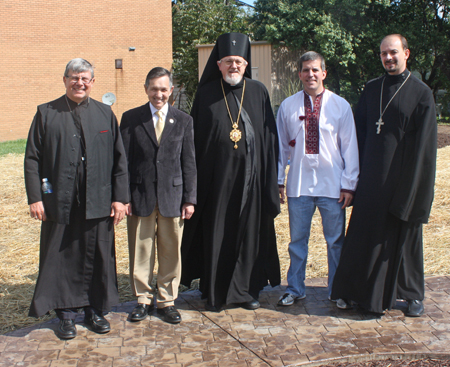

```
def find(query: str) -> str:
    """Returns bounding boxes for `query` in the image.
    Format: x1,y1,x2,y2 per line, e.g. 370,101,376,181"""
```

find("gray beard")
225,74,243,86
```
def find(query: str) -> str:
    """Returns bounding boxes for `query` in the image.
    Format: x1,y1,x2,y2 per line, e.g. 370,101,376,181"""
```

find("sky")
239,0,256,7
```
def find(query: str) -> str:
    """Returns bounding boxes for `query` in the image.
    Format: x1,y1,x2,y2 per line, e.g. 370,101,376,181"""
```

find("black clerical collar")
66,96,90,110
385,69,410,84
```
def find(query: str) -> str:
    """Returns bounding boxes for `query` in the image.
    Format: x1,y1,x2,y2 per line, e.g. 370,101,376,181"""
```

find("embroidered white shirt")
277,89,359,199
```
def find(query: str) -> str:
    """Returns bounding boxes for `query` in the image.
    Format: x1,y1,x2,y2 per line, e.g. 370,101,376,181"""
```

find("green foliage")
250,0,449,106
0,139,26,156
251,0,392,105
172,0,249,99
390,0,450,96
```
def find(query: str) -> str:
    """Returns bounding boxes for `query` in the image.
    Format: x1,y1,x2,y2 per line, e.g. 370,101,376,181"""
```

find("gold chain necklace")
376,72,411,134
221,79,246,149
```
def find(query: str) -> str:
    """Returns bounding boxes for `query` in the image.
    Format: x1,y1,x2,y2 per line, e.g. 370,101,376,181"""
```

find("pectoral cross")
376,117,384,134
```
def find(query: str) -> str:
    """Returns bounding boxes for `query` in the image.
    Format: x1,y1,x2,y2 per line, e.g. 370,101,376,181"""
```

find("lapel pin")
169,119,174,124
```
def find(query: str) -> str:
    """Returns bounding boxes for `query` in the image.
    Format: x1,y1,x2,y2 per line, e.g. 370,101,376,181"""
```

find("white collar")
149,102,169,117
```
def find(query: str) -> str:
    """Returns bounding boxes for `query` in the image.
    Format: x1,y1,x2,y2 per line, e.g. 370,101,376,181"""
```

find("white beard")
225,73,243,86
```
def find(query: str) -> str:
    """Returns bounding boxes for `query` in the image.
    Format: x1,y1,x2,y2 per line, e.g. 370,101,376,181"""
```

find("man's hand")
279,186,286,204
110,202,127,225
338,192,354,209
125,203,132,216
30,201,47,221
181,203,195,220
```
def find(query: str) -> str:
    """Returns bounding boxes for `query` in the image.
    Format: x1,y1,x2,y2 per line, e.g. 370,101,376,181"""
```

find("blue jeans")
286,196,345,298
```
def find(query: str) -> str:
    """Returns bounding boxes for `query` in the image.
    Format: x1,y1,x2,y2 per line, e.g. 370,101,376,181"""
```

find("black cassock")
181,77,280,308
331,70,437,313
25,96,129,317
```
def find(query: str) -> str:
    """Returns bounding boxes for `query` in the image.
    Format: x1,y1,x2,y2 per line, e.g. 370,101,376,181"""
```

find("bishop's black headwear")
198,32,252,89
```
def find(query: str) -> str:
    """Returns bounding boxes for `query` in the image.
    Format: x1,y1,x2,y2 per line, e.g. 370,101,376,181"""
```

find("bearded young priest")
181,32,281,312
331,34,437,317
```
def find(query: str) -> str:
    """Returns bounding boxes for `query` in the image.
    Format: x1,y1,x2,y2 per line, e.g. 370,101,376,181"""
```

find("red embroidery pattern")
304,92,324,154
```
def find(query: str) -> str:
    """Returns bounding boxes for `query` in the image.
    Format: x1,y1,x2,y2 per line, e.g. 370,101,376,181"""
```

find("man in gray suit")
120,67,197,324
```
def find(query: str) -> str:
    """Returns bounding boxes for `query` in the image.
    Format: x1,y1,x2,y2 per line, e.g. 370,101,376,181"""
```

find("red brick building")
1,0,172,142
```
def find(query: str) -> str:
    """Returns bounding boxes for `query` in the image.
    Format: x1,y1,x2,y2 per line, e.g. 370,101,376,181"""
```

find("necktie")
155,110,165,144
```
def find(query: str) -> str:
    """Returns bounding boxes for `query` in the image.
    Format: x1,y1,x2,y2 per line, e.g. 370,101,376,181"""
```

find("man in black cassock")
25,58,129,339
181,33,280,311
331,34,437,317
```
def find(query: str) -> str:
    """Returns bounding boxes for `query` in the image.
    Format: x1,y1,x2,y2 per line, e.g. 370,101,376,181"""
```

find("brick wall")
0,0,172,142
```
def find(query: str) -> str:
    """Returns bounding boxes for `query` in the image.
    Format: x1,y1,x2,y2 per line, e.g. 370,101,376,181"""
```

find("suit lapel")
141,103,158,146
159,105,177,145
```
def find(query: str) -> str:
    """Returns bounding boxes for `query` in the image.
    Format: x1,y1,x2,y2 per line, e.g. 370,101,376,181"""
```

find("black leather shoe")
238,298,260,310
84,313,111,333
130,303,153,321
56,319,77,339
157,306,182,324
205,302,221,312
405,300,424,317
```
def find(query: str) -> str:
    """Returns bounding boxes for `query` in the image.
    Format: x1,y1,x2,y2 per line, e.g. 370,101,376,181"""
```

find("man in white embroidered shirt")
277,51,359,306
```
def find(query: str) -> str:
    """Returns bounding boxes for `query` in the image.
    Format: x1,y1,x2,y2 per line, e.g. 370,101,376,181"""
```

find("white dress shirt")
277,89,359,199
149,102,169,127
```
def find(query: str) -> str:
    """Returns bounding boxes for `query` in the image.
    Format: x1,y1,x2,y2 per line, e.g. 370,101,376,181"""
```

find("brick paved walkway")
1,276,449,366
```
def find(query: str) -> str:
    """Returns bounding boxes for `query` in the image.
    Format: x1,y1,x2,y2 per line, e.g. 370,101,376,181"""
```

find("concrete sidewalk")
1,276,449,366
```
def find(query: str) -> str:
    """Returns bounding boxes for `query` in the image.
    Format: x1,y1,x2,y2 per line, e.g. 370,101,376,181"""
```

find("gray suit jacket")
120,103,196,218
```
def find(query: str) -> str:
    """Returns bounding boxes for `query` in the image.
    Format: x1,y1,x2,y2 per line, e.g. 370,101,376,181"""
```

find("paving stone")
50,360,78,366
308,350,343,361
280,353,310,365
23,349,59,361
295,341,325,355
432,329,450,340
399,342,431,352
112,356,142,366
2,276,450,367
321,340,358,351
141,352,176,364
322,329,357,343
424,339,450,352
379,333,415,345
58,348,89,360
203,349,238,362
64,337,96,349
97,337,124,347
351,328,381,338
75,356,113,366
409,331,440,343
37,339,66,351
367,345,403,353
87,346,121,358
175,351,203,364
218,360,247,367
353,337,384,349
4,339,40,352
17,361,52,367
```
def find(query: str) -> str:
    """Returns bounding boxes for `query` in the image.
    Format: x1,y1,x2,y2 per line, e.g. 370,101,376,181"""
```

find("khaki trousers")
127,206,184,308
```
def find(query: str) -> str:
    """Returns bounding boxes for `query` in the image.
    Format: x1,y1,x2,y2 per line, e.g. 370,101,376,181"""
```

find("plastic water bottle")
41,178,53,194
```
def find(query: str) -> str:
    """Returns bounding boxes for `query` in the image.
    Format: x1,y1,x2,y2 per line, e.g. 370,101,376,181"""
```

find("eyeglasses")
67,75,93,84
220,58,247,67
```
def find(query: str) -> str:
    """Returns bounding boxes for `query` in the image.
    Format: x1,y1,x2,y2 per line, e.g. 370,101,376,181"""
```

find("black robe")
181,77,280,308
331,70,437,313
25,96,129,317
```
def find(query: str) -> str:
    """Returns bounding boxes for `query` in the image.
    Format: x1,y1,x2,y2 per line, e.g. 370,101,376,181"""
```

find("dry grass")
1,148,449,334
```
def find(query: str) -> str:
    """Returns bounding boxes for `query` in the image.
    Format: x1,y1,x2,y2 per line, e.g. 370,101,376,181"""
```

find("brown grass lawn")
1,147,449,334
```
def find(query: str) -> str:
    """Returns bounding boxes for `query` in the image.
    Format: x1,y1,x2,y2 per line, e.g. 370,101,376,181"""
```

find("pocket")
173,176,183,186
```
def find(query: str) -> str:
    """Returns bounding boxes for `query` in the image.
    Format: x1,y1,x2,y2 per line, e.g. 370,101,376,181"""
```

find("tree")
250,0,389,104
172,0,249,99
391,0,450,97
250,0,450,107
